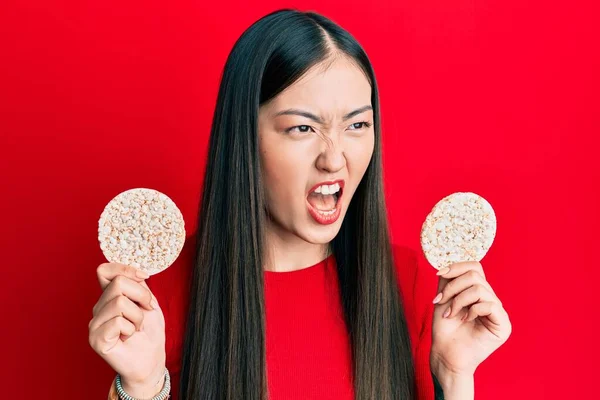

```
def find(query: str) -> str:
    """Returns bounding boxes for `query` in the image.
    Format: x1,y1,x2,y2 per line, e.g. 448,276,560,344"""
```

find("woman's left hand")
430,261,512,380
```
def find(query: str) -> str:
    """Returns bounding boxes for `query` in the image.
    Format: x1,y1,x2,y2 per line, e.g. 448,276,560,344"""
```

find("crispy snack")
98,188,186,275
420,192,496,270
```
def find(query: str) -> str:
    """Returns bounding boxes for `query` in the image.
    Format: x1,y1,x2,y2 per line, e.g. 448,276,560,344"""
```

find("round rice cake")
420,192,496,270
98,188,186,276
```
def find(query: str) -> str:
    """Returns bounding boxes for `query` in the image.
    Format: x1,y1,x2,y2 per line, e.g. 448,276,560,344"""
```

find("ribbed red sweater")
148,235,437,400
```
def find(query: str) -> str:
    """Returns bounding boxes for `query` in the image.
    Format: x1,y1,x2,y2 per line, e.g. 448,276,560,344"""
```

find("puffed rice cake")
420,192,496,270
98,188,186,276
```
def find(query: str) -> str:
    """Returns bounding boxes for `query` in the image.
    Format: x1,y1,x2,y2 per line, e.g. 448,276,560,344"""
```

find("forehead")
264,58,372,117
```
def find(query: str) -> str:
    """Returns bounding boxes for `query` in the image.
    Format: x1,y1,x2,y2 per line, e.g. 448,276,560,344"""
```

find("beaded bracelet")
115,368,171,400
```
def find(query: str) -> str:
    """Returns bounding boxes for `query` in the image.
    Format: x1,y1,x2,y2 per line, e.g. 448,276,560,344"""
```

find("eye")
348,121,372,131
285,125,314,134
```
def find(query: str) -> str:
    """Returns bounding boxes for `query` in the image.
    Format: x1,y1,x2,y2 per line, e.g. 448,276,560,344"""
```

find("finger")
97,262,150,290
464,301,507,327
437,261,486,281
89,294,145,332
89,316,136,355
93,275,154,316
436,261,486,294
138,280,161,310
443,284,496,319
433,269,495,306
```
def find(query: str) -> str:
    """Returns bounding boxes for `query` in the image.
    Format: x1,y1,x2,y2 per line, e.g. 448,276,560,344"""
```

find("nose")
315,135,346,174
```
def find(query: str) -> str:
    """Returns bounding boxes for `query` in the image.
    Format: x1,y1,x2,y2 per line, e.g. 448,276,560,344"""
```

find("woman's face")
258,57,375,245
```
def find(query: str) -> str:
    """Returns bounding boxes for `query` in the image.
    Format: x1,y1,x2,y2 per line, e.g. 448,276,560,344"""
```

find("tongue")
307,193,337,211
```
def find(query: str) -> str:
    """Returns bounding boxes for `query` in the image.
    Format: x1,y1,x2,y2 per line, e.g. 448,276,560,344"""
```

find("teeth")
313,183,341,195
317,208,336,215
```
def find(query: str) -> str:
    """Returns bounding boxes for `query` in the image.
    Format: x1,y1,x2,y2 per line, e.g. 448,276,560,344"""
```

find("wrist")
431,368,474,400
121,363,167,399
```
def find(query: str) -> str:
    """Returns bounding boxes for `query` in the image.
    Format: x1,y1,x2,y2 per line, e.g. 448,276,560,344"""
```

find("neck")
263,218,330,273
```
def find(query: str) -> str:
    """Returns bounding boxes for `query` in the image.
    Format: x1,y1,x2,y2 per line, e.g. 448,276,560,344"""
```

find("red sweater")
148,235,437,400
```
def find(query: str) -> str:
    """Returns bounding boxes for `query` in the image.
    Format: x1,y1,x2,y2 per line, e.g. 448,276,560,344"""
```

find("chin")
299,216,345,244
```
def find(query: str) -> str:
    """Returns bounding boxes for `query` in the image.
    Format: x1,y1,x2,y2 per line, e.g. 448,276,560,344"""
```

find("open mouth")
306,180,344,224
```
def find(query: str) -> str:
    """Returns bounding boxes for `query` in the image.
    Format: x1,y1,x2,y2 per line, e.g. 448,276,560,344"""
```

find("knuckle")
469,269,485,284
114,294,128,309
92,296,105,314
97,262,109,270
88,334,96,349
474,262,485,276
102,317,121,342
467,270,480,280
96,263,108,279
114,315,126,327
131,308,143,324
475,285,487,297
113,274,126,288
118,263,130,275
116,316,133,332
103,286,116,301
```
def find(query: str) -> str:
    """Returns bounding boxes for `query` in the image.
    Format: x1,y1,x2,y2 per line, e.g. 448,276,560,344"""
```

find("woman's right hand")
88,262,167,397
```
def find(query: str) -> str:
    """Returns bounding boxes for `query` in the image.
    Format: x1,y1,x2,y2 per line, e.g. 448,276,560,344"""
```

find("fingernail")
437,267,451,276
432,293,443,304
443,307,451,318
461,313,468,322
150,297,159,310
136,269,150,279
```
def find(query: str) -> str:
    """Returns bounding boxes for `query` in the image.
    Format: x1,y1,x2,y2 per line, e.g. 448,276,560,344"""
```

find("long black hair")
180,9,415,400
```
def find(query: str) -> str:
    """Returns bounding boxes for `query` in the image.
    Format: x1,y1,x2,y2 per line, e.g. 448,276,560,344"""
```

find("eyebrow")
274,105,373,124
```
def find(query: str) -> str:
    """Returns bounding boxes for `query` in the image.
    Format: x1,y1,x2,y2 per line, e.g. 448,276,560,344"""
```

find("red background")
1,0,598,399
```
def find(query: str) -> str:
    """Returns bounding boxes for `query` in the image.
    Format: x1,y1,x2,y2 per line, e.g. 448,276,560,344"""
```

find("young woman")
89,9,512,400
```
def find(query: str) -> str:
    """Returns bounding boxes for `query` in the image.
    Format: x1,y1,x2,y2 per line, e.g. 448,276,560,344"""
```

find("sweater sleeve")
415,249,446,400
392,244,439,400
149,234,196,400
412,251,438,400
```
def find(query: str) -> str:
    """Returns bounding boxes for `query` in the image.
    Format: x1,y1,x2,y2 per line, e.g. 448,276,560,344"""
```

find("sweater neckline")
264,254,334,278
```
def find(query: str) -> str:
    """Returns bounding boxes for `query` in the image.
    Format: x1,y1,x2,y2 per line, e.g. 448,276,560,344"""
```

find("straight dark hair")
180,9,415,400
